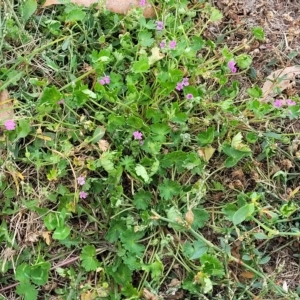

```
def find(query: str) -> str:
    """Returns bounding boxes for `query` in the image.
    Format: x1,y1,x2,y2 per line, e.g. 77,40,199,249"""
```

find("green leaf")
16,119,31,139
222,144,251,167
132,57,150,73
105,219,125,243
44,213,58,230
231,132,251,152
158,179,181,200
280,202,297,218
142,256,163,280
236,54,252,69
209,8,223,21
109,264,132,285
222,203,238,221
191,36,205,51
16,282,38,300
66,8,86,22
52,226,71,240
100,152,115,173
90,126,106,143
253,232,269,240
183,240,208,260
150,123,170,142
138,30,154,47
127,115,144,128
246,132,258,143
21,0,37,22
39,86,61,105
251,26,265,41
16,263,31,282
197,127,215,146
80,245,100,271
200,254,225,277
120,229,145,255
135,164,150,183
133,190,152,210
247,85,262,98
31,264,50,285
192,208,209,230
232,204,255,225
166,207,185,231
160,151,188,168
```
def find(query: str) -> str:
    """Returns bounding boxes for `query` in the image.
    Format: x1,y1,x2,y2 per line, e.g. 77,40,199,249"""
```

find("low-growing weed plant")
1,0,300,299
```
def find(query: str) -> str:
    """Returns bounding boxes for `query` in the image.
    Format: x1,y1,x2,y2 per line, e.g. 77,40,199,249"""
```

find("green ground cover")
1,0,300,299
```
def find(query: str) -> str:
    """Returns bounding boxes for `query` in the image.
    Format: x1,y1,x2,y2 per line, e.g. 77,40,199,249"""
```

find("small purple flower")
160,41,166,48
228,60,237,73
176,82,184,91
77,176,85,186
133,131,143,140
99,75,110,85
156,21,164,31
139,0,146,6
103,75,110,84
286,99,296,106
182,77,189,86
273,99,283,108
57,99,65,105
79,191,88,199
169,40,177,50
4,119,16,130
186,93,193,99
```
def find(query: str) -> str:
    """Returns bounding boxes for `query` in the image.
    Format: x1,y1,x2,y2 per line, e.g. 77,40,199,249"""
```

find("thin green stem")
152,210,287,296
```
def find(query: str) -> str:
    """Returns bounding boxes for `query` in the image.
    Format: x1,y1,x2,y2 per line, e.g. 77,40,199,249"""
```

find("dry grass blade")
43,0,156,17
0,88,14,129
261,66,300,101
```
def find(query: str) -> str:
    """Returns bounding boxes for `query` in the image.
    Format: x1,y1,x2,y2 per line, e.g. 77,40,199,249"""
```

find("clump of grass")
1,1,300,299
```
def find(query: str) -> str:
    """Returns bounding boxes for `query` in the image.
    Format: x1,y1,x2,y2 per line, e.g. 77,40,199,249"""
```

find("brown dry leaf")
197,146,215,162
43,0,156,18
25,232,39,243
0,89,14,127
143,288,159,300
231,169,245,181
261,66,300,101
240,271,255,279
280,159,293,170
98,139,109,152
42,231,52,245
167,278,181,287
288,186,300,200
185,209,194,226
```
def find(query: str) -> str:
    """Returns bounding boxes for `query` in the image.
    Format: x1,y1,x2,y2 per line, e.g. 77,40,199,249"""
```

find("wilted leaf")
261,66,300,101
25,232,39,243
185,209,194,226
135,164,150,183
98,139,109,152
148,47,164,65
240,271,255,279
231,132,251,152
143,288,159,300
43,0,156,18
197,146,215,162
0,89,14,128
81,290,97,300
42,231,52,245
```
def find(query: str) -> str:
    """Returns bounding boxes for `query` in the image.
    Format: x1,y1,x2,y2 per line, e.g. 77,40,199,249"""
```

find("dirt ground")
210,0,300,293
